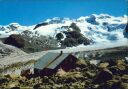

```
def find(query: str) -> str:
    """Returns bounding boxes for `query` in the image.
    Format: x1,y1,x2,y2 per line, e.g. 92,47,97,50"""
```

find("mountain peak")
0,14,127,45
9,23,20,26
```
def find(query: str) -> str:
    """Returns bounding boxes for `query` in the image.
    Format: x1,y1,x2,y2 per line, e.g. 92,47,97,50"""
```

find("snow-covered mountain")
0,14,127,45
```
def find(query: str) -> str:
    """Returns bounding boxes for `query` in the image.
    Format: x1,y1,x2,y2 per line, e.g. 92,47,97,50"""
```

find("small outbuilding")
34,51,78,76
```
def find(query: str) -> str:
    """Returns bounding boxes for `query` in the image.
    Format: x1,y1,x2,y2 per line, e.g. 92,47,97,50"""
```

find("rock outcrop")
123,23,128,38
4,34,25,48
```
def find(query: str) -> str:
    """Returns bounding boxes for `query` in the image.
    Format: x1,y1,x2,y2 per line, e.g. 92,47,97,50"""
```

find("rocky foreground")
0,58,128,89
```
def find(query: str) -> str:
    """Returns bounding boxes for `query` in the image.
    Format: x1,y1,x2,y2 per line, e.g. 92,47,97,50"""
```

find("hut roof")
34,52,75,69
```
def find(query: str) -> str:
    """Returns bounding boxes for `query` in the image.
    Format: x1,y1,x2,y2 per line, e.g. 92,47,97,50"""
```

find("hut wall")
34,68,57,76
56,55,77,71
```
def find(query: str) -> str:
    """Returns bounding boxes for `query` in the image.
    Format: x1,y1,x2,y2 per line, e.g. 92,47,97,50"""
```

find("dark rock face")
107,24,126,32
70,23,81,32
123,23,128,38
33,22,49,30
56,33,64,41
21,32,58,53
4,34,25,48
59,23,92,47
61,31,91,47
86,15,99,25
3,32,58,53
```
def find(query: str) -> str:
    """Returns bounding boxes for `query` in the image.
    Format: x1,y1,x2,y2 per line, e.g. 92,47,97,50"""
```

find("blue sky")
0,0,127,25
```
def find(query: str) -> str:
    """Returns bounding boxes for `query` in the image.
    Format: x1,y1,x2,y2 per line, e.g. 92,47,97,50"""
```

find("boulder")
86,71,96,78
90,60,101,65
114,60,127,74
33,84,41,89
76,59,88,68
106,79,121,89
94,69,113,83
121,83,128,89
56,68,66,77
0,78,8,84
8,81,19,88
116,59,126,70
106,59,116,66
121,75,128,82
98,79,122,89
109,66,119,75
4,74,21,80
116,59,126,66
99,62,109,69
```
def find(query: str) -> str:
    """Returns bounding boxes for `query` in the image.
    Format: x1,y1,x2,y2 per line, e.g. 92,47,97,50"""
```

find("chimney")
60,51,63,55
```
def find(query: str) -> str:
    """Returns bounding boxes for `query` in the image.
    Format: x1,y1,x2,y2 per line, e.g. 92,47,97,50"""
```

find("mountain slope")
0,41,26,59
0,14,127,46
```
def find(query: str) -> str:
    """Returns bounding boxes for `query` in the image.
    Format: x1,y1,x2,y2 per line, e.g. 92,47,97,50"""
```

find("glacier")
0,14,127,47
